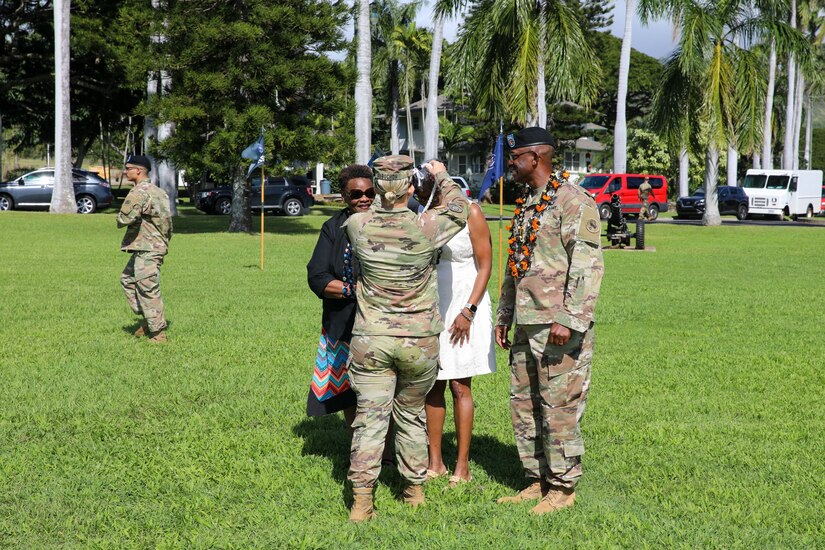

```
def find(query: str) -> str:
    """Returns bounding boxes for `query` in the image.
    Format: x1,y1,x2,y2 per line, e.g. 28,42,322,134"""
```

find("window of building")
458,155,468,175
563,151,578,172
412,115,420,130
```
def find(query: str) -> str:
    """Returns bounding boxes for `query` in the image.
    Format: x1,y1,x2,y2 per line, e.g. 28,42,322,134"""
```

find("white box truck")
742,169,823,220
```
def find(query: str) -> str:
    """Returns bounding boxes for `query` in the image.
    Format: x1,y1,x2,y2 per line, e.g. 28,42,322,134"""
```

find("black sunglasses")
508,150,537,162
347,188,376,200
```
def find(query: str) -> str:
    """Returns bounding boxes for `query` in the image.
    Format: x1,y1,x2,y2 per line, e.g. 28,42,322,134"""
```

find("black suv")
0,168,114,214
676,185,749,220
195,175,315,216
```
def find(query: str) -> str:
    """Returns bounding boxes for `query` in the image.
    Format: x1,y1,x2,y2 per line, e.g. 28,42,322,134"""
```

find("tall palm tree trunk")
782,0,797,169
151,0,177,215
390,65,400,154
702,142,722,226
679,146,689,198
355,0,372,164
804,91,812,169
424,16,444,160
51,0,76,214
727,144,738,186
405,82,416,164
753,152,761,169
792,73,804,170
613,0,634,174
761,41,777,169
536,0,547,129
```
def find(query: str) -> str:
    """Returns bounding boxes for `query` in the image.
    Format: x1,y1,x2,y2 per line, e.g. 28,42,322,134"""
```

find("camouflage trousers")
639,198,650,219
121,251,167,333
347,334,439,488
509,323,594,489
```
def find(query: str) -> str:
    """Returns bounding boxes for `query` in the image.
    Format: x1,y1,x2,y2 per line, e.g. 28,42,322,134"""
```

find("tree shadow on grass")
172,212,323,236
292,415,407,505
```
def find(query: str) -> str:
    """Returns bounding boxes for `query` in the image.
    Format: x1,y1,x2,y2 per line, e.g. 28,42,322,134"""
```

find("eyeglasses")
347,188,376,200
508,150,537,162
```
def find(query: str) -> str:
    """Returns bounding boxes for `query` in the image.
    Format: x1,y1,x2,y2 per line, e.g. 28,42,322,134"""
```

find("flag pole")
498,121,504,294
260,166,265,270
498,173,504,294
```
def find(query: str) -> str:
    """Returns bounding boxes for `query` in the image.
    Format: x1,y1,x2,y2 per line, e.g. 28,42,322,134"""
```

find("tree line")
1,1,821,227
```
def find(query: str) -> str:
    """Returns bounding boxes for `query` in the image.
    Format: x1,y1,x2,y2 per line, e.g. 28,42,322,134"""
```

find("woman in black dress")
306,165,375,424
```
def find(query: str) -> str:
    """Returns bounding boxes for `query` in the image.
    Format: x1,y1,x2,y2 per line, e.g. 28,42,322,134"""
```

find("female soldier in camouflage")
343,156,469,521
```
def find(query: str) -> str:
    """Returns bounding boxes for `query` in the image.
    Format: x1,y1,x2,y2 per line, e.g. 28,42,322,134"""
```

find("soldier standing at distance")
344,155,469,522
118,155,173,343
494,127,604,515
638,176,653,220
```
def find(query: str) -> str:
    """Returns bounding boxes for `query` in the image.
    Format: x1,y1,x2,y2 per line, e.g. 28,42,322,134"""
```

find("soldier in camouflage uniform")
118,155,173,343
638,176,653,220
343,155,469,522
494,127,604,515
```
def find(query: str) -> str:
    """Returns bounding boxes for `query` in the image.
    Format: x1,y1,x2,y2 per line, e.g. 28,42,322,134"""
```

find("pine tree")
571,0,615,33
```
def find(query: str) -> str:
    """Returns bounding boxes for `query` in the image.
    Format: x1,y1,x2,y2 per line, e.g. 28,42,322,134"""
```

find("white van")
742,169,823,220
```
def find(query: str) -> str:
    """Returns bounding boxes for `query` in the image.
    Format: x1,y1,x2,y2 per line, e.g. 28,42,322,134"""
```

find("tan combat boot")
403,485,425,507
530,486,576,515
133,325,146,337
148,330,167,343
496,480,547,504
349,487,376,522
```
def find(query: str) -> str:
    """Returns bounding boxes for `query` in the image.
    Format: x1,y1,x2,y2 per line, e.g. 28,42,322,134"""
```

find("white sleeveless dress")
436,224,496,380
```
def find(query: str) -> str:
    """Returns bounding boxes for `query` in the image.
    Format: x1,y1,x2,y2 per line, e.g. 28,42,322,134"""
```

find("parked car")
0,168,114,214
451,176,472,198
578,173,669,220
195,175,314,216
819,185,825,214
675,186,749,220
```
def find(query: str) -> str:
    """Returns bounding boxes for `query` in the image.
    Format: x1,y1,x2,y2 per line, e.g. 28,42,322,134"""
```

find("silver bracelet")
460,310,474,322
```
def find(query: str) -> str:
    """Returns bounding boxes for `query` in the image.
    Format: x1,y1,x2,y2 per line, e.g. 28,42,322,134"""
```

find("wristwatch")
465,302,477,313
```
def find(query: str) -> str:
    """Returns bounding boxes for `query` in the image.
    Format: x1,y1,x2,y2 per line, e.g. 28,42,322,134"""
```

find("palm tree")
424,11,445,159
372,0,420,155
654,1,806,225
355,0,372,164
782,0,798,169
147,0,177,215
652,2,755,225
392,22,429,163
438,115,475,167
613,0,635,174
448,0,599,126
614,0,670,174
51,0,76,214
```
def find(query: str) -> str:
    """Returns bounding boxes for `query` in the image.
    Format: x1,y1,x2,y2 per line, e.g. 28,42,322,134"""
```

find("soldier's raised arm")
557,191,604,332
417,162,469,247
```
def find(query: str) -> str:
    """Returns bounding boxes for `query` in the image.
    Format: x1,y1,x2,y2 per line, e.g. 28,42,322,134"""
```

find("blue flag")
478,134,504,200
242,129,266,177
367,148,385,167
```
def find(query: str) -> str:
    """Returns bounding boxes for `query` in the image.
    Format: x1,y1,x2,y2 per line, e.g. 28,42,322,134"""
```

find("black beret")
506,127,556,150
126,154,152,172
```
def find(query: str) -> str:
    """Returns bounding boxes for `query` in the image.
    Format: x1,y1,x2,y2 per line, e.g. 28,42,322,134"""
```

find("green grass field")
1,206,824,548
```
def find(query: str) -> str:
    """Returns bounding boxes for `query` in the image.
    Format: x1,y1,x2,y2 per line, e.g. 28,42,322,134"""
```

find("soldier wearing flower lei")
493,127,604,516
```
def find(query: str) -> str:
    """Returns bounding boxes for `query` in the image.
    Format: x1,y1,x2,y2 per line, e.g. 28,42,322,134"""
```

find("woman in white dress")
414,171,496,486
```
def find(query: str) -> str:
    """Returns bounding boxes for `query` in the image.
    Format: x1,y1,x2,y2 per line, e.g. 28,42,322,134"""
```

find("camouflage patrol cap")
372,155,415,181
372,155,415,201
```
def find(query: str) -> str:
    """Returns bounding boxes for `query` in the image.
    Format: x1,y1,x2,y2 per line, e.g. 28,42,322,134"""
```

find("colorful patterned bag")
310,328,351,401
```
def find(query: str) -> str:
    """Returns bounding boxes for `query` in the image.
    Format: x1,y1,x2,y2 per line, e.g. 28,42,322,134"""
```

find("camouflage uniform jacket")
345,172,469,337
496,180,604,333
118,179,173,253
639,181,652,200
